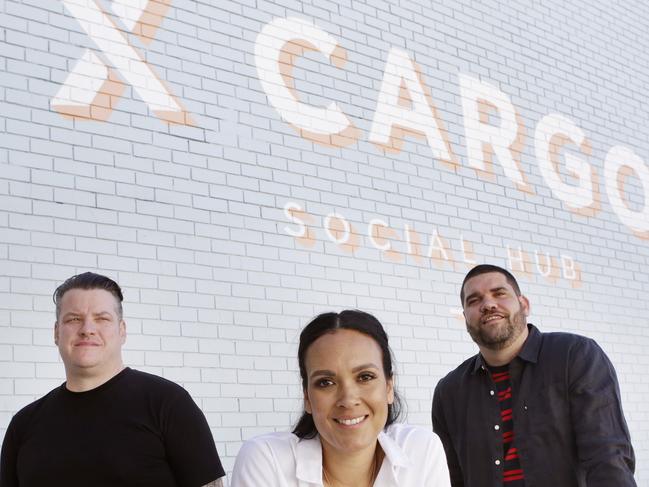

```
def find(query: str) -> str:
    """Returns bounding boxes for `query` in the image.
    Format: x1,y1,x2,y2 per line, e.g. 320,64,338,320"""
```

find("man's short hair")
53,272,124,320
460,264,522,304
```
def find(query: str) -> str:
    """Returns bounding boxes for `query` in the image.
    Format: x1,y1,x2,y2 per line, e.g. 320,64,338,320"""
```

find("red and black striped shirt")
489,365,525,486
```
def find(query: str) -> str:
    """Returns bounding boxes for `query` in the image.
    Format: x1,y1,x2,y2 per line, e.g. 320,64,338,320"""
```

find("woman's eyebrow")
352,363,379,373
309,363,380,379
309,369,336,379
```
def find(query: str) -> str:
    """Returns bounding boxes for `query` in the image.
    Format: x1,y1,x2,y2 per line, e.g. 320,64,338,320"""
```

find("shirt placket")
481,365,506,486
510,360,532,486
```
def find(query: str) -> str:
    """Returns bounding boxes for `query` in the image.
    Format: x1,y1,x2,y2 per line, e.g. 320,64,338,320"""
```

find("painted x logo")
52,0,193,124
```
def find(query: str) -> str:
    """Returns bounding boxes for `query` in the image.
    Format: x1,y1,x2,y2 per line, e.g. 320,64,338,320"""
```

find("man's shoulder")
120,368,191,399
521,325,606,372
436,354,479,390
7,386,62,432
540,328,591,343
537,328,599,356
124,368,185,388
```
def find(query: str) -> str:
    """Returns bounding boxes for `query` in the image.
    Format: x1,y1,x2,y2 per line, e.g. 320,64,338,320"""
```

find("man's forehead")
59,288,120,312
464,272,512,293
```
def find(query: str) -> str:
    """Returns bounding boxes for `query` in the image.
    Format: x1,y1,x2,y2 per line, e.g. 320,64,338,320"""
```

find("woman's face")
304,329,394,456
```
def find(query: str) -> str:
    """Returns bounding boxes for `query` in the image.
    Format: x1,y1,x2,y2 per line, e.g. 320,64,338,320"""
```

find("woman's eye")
358,373,376,382
316,379,333,388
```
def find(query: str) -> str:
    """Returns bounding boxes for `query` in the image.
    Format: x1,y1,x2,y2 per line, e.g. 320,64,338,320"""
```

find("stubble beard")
466,308,527,351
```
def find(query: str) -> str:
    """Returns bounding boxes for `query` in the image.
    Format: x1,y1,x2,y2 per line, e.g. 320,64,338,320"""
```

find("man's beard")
466,308,527,351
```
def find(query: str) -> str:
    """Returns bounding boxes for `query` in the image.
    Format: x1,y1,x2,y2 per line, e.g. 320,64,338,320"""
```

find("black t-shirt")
0,368,225,487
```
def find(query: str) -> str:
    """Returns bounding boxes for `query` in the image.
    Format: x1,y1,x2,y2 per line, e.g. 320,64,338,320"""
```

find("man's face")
54,288,126,378
462,272,529,350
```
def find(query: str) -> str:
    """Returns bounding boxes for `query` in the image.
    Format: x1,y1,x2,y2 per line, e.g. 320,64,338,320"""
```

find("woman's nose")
336,382,361,408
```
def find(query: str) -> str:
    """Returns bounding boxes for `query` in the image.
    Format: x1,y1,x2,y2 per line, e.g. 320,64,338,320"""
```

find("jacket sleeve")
432,382,465,487
568,338,636,486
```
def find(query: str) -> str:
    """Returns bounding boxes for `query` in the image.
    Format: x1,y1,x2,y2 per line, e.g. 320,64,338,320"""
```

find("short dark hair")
53,272,124,320
460,264,521,304
292,310,403,439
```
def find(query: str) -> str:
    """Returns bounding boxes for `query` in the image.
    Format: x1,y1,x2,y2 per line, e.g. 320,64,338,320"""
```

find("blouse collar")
295,427,411,485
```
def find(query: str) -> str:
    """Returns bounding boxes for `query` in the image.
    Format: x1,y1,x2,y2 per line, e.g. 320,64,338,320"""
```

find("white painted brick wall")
1,0,649,482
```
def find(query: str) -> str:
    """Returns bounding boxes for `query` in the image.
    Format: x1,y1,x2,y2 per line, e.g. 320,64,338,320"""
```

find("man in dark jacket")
432,264,636,487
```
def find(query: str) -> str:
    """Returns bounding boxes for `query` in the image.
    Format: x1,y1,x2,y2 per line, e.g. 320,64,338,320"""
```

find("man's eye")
316,379,334,388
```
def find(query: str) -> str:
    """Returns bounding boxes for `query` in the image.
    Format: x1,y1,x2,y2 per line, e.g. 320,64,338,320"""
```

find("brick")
97,195,135,213
52,157,95,178
144,351,183,367
53,188,95,206
0,1,647,476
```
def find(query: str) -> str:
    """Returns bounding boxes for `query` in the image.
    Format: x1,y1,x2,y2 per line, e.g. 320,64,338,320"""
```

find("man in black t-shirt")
432,264,636,487
0,272,225,487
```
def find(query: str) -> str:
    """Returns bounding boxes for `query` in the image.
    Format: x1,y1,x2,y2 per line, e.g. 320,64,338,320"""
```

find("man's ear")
54,321,59,345
119,319,126,344
519,294,530,317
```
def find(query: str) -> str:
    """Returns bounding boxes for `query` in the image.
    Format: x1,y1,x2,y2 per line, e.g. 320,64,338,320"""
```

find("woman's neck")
321,440,384,487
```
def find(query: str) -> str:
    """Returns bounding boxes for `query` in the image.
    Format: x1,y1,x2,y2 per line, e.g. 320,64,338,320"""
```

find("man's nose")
79,318,97,335
481,299,497,312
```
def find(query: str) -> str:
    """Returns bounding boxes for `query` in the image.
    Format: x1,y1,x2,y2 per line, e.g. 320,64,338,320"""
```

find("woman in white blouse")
230,310,451,487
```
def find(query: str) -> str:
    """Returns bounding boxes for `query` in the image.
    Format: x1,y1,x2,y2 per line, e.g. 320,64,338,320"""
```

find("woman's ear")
304,389,312,414
387,377,394,405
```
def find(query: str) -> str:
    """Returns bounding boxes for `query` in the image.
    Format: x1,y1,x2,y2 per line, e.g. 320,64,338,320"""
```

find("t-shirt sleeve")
0,417,19,487
230,437,279,487
162,389,225,487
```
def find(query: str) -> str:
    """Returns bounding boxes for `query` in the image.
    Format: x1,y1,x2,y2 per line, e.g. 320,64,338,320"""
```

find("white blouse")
230,423,451,487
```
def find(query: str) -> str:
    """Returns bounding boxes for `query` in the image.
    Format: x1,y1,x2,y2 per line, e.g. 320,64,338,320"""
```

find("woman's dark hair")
292,310,403,439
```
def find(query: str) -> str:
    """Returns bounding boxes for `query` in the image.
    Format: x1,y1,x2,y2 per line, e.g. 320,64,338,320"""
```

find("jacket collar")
471,323,541,373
